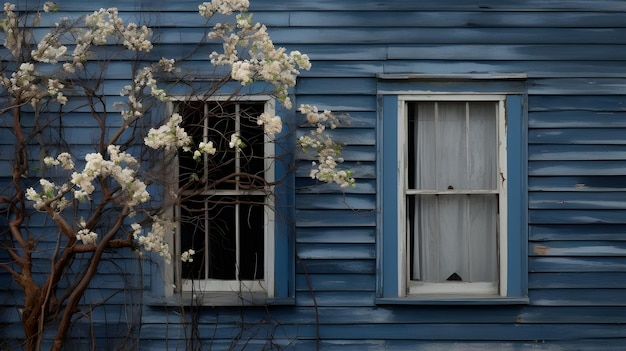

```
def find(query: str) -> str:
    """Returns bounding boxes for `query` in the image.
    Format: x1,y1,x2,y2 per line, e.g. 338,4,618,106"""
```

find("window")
172,98,276,297
378,75,528,303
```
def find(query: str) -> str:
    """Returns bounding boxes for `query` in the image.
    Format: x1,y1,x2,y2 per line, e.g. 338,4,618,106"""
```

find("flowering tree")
0,1,354,350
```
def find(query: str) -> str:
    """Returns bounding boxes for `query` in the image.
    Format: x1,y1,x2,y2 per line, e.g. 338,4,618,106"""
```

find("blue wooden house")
2,0,626,350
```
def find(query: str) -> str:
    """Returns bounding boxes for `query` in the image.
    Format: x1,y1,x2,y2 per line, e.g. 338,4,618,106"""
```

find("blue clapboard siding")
2,0,626,350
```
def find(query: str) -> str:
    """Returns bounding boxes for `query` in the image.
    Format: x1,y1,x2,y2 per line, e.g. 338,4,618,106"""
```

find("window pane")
410,194,498,283
468,102,497,190
178,101,205,189
179,195,265,280
409,101,497,191
238,196,265,280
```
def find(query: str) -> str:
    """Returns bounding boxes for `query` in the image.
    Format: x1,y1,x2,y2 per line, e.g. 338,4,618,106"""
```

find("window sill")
145,292,295,307
376,295,529,306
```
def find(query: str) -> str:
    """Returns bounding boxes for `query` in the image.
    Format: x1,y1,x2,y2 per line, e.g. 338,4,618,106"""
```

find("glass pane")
437,102,467,190
409,101,497,191
239,103,266,188
180,197,209,280
411,194,498,283
467,102,497,190
207,103,237,190
178,101,205,189
238,195,265,280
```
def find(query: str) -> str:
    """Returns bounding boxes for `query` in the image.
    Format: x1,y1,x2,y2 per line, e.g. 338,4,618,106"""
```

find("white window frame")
397,94,508,297
163,95,276,298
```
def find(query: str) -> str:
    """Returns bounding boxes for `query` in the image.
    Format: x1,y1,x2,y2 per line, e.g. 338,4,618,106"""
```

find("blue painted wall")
2,0,626,350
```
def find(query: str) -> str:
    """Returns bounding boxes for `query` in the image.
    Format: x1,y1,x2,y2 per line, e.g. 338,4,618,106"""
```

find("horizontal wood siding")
2,0,626,350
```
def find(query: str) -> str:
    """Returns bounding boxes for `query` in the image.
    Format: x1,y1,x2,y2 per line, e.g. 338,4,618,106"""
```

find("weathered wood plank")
384,340,626,351
529,95,626,111
529,257,626,272
296,128,376,146
529,176,626,192
295,95,377,112
380,61,626,78
21,0,626,12
529,78,626,95
530,209,626,224
389,44,626,61
139,305,626,325
529,192,626,209
296,243,375,260
530,289,626,306
297,227,376,244
296,78,377,95
295,273,375,291
530,224,626,241
268,28,626,45
529,145,626,161
296,259,375,274
529,128,626,144
289,11,626,28
295,209,376,227
296,194,375,210
295,161,375,179
529,241,626,256
529,161,626,176
277,323,623,340
529,111,626,128
296,178,376,194
529,272,626,289
295,291,375,307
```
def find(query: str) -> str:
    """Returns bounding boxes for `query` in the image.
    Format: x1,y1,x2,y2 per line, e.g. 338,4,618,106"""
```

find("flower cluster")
43,152,74,170
256,111,282,136
76,228,98,245
1,3,22,57
193,141,217,161
181,249,195,263
229,133,245,149
118,64,173,120
31,32,67,64
198,0,250,17
43,2,58,13
66,146,149,205
133,218,173,264
46,79,67,104
298,105,355,188
207,12,311,109
25,179,70,211
63,7,153,73
144,113,193,151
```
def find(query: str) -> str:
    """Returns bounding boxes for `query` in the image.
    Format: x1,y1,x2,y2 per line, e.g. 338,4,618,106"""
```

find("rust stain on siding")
533,245,550,255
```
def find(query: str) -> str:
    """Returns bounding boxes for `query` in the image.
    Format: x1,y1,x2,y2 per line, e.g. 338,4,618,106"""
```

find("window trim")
376,75,528,304
149,95,296,305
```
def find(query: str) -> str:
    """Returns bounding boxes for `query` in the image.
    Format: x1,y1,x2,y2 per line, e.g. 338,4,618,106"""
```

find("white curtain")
412,101,498,283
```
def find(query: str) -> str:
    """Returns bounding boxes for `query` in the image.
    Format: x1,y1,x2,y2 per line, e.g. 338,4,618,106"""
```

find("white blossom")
133,217,172,263
256,112,282,136
181,249,195,262
76,228,98,245
229,133,245,149
193,141,217,161
198,0,249,17
144,113,193,151
43,2,57,13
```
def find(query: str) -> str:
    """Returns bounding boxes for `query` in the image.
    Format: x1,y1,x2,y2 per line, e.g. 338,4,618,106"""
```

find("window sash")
171,98,275,294
399,95,508,296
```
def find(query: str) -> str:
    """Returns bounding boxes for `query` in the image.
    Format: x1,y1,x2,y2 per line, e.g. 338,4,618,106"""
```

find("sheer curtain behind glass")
409,101,498,286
